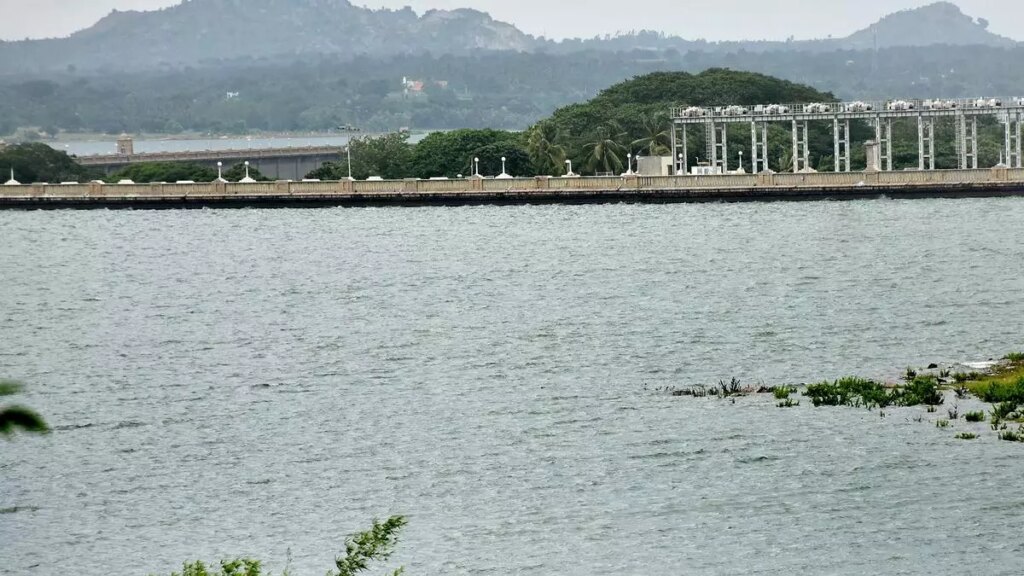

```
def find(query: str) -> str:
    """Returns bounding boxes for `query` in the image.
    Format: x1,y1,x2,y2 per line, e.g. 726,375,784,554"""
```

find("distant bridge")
671,97,1024,174
76,145,344,180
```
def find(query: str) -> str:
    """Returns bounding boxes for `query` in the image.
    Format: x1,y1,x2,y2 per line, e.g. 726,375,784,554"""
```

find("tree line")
2,44,1024,138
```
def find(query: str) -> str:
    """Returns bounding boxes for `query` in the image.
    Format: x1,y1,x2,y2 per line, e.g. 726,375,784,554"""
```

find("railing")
352,180,404,193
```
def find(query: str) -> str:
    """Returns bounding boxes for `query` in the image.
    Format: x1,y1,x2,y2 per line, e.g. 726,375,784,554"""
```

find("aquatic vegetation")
935,419,950,429
955,432,979,440
991,415,1005,431
997,426,1024,443
777,398,800,408
990,401,1020,421
803,377,890,408
947,406,960,420
773,386,795,400
964,411,986,423
803,375,942,409
954,385,970,399
719,377,745,397
1004,352,1024,363
892,375,944,406
927,405,938,413
952,372,971,384
904,367,918,382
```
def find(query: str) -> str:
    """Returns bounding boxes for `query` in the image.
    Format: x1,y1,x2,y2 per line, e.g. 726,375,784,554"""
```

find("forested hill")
0,0,538,74
550,2,1015,54
0,1,1015,74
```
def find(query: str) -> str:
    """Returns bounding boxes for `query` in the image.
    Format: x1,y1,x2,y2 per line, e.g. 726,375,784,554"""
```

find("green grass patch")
955,432,979,440
803,375,942,409
961,359,1024,401
964,411,986,423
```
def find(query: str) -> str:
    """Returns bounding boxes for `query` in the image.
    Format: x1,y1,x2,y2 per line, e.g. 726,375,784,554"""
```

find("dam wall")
3,168,1024,209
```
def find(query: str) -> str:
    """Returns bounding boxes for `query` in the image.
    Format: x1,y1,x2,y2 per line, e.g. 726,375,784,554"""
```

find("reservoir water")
2,199,1024,575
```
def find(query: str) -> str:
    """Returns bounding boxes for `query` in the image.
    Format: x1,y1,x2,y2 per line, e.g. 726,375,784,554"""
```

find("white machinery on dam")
670,97,1024,174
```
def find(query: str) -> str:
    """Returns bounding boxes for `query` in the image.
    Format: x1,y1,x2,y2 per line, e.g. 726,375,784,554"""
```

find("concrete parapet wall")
3,169,1024,208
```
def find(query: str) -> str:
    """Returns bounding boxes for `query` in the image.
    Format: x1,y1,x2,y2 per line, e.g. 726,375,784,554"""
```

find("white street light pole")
347,146,352,180
474,157,480,177
217,161,223,181
501,156,507,175
678,153,684,175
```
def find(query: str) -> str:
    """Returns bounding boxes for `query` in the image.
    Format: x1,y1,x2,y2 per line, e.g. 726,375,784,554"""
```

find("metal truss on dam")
670,98,1024,174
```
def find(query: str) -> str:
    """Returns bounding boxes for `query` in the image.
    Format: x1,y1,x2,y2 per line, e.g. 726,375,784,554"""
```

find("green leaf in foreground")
0,379,49,437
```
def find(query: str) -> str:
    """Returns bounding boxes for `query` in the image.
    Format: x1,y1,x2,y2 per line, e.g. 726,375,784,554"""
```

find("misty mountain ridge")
0,0,1016,74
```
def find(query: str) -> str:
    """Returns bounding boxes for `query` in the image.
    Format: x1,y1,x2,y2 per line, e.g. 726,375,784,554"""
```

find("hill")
843,2,1015,49
0,0,538,74
548,2,1015,54
0,1,1016,75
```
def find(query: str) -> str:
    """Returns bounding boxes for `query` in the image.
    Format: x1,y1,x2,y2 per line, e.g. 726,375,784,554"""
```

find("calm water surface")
2,200,1023,575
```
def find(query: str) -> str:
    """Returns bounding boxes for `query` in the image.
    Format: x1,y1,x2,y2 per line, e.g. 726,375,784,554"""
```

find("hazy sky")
0,0,1021,42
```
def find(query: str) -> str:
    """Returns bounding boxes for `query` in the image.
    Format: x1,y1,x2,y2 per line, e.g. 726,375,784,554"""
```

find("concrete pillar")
681,126,688,175
670,123,677,175
791,120,799,172
865,140,881,172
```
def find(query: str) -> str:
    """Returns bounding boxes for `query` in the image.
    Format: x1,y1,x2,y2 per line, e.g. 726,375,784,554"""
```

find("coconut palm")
526,121,567,176
583,122,628,175
0,380,48,437
631,114,672,156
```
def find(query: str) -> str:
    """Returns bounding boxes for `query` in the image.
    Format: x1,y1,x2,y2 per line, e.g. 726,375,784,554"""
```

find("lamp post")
240,160,256,183
501,156,507,175
564,159,575,177
474,157,480,177
739,150,744,173
626,153,633,175
216,161,224,182
678,153,684,175
347,146,353,180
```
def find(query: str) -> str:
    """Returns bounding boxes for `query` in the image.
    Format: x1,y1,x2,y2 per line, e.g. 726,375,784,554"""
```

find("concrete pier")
2,169,1024,209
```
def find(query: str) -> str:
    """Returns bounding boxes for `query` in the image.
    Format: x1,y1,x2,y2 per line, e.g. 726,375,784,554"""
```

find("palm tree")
631,114,672,156
526,121,567,176
0,380,48,437
583,122,628,175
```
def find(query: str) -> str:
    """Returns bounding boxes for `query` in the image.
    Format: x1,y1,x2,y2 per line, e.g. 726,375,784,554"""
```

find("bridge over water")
671,97,1024,174
76,145,343,180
